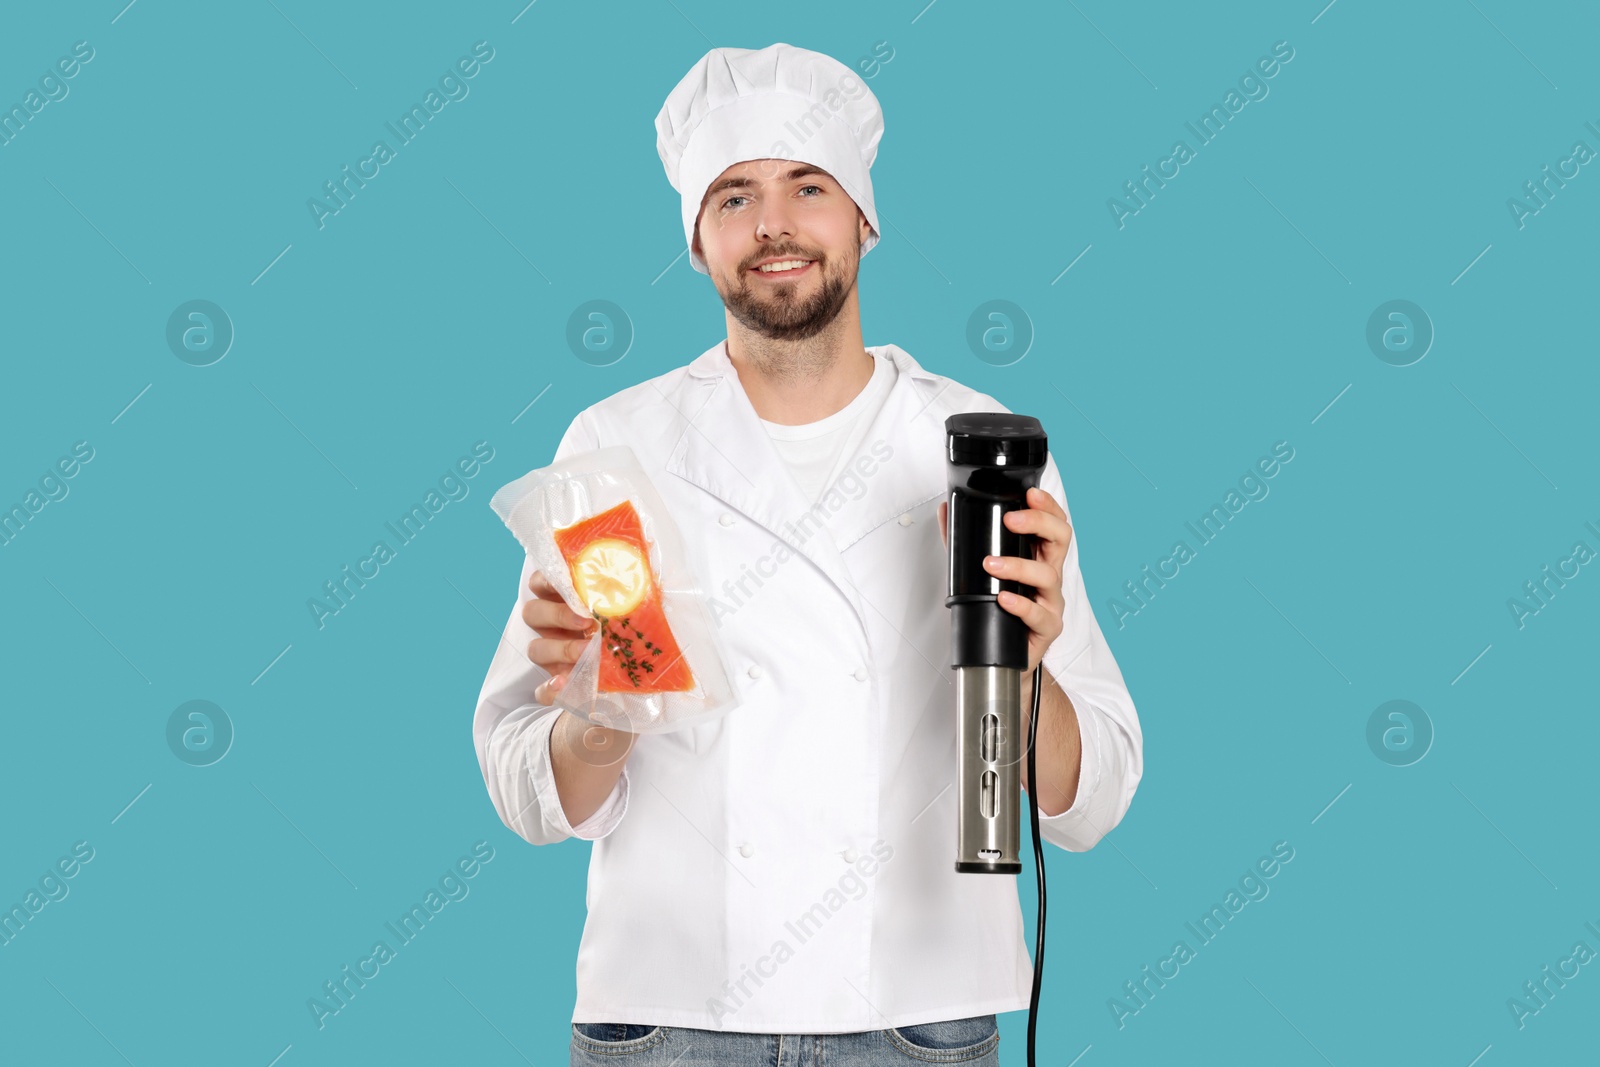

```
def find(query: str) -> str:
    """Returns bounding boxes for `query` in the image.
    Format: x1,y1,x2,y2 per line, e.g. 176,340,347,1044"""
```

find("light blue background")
1,1,1595,1064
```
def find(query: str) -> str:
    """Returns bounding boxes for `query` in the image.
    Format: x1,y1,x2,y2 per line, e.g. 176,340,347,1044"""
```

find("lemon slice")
571,538,651,617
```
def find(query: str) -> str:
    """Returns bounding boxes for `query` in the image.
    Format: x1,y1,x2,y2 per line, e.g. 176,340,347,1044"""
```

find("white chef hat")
654,42,884,275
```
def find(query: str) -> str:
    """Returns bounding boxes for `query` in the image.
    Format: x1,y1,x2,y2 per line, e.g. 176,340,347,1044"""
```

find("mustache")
743,247,821,270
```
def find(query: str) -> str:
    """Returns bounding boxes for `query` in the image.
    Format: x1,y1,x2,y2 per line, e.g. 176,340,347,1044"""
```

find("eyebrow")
705,164,830,199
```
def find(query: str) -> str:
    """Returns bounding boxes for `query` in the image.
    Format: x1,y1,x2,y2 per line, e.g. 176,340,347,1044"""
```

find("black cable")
1025,662,1045,1067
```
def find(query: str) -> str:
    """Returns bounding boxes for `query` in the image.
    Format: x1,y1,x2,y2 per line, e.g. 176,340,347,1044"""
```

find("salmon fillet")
552,500,695,693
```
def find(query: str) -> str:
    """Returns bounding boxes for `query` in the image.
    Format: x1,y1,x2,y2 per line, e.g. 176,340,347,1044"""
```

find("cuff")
528,709,630,841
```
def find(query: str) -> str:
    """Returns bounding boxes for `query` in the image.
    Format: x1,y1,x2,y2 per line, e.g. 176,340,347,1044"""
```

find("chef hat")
655,42,884,275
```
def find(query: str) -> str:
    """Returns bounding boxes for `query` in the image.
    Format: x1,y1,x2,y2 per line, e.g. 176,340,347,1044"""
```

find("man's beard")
717,247,856,341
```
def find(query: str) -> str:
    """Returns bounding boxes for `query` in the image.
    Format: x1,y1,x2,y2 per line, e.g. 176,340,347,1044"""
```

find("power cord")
1024,662,1045,1067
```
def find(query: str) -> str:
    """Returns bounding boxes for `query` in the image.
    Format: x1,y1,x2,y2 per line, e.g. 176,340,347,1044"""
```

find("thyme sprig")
598,614,665,688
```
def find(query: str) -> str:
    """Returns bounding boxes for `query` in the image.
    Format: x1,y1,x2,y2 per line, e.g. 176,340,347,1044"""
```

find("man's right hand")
522,568,597,706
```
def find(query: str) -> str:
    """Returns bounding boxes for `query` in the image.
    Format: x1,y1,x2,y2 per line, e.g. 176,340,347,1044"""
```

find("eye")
721,194,749,210
798,185,823,196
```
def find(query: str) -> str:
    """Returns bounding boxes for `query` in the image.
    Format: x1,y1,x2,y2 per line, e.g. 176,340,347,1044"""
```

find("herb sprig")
598,614,664,688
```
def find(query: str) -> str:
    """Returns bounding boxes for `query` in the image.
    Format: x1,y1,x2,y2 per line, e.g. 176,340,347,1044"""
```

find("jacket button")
842,847,860,863
719,513,735,526
738,843,753,858
898,513,913,526
853,667,868,682
747,664,763,680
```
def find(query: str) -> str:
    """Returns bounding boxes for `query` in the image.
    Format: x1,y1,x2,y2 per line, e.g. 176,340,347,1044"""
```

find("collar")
666,339,951,638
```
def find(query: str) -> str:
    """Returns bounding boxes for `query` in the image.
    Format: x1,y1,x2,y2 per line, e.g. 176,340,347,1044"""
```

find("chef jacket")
471,339,1143,1033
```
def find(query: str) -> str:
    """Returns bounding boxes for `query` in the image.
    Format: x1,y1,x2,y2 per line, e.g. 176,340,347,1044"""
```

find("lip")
748,259,815,279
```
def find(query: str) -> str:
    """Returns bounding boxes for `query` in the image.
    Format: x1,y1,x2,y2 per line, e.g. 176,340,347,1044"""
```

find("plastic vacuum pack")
489,445,739,734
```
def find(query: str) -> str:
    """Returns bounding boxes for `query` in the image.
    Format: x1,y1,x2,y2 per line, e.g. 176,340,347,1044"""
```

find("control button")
898,513,913,526
853,667,868,682
747,664,763,680
738,843,753,858
719,512,735,526
842,847,860,863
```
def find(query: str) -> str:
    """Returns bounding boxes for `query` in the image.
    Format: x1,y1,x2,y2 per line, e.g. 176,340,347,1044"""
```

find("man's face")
694,159,872,341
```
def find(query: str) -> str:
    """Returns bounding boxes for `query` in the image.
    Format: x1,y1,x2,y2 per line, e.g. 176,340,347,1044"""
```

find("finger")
996,587,1057,639
529,568,594,616
528,568,557,597
527,626,589,646
534,672,568,706
527,635,590,670
523,594,595,634
529,658,579,688
1027,485,1068,519
982,554,1063,602
1003,503,1072,544
1003,506,1073,564
938,500,948,547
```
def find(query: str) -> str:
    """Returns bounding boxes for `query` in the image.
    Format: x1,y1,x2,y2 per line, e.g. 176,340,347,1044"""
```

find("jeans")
570,1014,1000,1066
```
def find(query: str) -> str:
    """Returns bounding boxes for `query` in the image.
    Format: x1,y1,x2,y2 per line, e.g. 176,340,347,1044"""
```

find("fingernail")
553,675,566,690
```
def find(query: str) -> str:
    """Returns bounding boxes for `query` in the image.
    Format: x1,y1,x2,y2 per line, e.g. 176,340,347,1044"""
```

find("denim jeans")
570,1014,1000,1066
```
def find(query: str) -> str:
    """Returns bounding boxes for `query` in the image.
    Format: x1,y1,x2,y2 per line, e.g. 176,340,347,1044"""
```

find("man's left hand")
938,486,1071,675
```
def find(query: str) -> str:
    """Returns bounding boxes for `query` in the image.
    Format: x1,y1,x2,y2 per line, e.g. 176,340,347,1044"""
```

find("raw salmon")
553,500,695,693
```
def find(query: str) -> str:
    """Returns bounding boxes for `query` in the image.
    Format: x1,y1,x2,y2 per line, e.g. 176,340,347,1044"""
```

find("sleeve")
471,407,631,846
1028,448,1144,853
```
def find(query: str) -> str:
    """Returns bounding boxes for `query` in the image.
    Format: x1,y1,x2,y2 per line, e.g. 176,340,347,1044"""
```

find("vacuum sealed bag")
489,444,739,734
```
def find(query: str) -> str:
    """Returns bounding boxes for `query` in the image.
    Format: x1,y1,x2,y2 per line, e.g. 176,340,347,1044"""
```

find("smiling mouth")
749,259,815,278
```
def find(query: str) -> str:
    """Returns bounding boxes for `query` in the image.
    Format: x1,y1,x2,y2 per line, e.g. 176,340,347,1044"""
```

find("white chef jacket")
471,339,1143,1033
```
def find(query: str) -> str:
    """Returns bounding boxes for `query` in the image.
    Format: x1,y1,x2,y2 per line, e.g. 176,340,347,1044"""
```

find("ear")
692,209,709,264
691,196,713,262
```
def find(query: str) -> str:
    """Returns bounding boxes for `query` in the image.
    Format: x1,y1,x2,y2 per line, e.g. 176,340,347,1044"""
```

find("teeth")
757,260,811,272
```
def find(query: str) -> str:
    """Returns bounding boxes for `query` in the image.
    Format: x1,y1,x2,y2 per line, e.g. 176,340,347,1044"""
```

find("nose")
755,199,795,242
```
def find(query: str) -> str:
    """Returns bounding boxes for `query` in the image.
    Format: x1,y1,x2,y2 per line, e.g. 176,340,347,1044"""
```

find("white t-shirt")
759,349,897,505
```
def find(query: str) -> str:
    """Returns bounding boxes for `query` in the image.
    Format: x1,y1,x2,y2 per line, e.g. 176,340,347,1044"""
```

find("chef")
472,41,1143,1067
